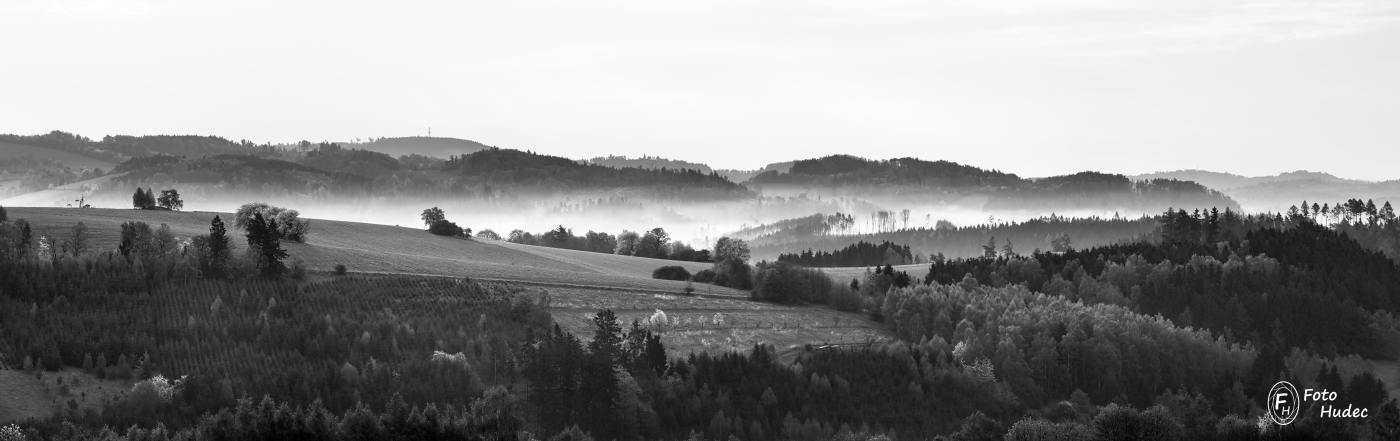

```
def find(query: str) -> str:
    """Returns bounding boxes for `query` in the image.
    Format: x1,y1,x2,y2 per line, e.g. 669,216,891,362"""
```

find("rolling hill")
1135,169,1400,212
341,136,492,158
5,206,889,364
0,141,116,171
8,206,738,294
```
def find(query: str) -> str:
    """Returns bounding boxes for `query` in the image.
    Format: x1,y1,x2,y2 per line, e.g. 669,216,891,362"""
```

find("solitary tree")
157,189,184,211
421,207,447,227
0,205,7,223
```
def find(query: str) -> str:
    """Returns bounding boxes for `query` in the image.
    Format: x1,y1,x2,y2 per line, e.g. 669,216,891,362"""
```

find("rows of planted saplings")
0,276,553,413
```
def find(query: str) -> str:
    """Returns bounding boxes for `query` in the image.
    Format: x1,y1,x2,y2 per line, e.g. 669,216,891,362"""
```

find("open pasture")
7,207,741,295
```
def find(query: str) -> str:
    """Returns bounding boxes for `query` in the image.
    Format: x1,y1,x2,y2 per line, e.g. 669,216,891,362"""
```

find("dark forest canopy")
748,155,1238,211
749,155,1023,188
111,154,373,194
0,131,279,163
585,154,714,173
445,148,749,195
778,240,915,267
97,142,754,199
743,213,1160,260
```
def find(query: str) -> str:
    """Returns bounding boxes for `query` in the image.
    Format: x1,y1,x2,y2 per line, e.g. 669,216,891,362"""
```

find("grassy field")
0,368,132,424
532,284,888,362
7,207,742,295
817,264,927,284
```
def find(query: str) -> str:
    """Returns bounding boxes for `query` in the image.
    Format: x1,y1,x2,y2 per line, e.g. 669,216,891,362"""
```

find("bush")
752,261,837,304
428,219,465,237
692,269,716,283
334,264,347,275
652,265,692,281
711,259,753,290
288,259,307,280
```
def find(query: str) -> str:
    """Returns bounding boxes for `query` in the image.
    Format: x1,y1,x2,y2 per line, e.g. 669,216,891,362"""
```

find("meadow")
7,207,737,295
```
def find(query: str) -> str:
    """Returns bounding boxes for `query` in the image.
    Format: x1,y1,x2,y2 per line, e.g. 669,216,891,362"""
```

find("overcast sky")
2,0,1398,179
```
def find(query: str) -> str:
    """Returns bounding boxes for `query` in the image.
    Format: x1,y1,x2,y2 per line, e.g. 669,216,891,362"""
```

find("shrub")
289,259,306,281
334,264,347,275
652,265,691,281
711,259,753,290
752,261,837,304
476,229,502,240
692,269,716,283
428,219,465,237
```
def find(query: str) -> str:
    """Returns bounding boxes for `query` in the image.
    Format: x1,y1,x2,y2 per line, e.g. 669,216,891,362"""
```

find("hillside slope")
0,141,116,170
8,207,740,295
342,136,492,158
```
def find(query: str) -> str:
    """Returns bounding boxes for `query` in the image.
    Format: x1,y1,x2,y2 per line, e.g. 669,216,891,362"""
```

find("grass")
536,285,888,363
0,368,132,424
815,264,927,284
8,207,741,295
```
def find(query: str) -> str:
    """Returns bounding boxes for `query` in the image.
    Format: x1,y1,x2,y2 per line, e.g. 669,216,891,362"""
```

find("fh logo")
1268,381,1301,425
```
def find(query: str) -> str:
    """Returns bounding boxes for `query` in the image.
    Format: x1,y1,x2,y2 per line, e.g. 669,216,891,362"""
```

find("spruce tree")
208,216,230,277
0,204,6,223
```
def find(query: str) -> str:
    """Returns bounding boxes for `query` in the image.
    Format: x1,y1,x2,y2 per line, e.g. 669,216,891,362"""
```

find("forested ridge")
445,148,748,196
744,213,1158,260
778,241,915,267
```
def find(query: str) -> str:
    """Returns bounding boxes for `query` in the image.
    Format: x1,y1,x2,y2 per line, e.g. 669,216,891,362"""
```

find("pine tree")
208,216,230,277
0,205,6,223
133,188,145,209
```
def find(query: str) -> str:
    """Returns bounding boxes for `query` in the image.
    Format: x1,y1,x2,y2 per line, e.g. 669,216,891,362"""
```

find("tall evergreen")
0,205,6,223
208,215,230,277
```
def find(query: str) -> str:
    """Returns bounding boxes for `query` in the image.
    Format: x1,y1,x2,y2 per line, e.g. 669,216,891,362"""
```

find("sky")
2,0,1399,179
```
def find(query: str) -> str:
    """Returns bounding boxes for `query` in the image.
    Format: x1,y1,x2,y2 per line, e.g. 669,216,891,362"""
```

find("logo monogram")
1268,381,1300,425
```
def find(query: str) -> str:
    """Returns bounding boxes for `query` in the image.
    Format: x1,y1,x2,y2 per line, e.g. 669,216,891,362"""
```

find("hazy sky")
3,0,1398,179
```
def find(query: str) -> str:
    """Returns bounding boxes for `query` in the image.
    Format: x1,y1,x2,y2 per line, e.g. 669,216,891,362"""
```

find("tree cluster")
130,187,181,210
777,241,914,267
234,202,310,242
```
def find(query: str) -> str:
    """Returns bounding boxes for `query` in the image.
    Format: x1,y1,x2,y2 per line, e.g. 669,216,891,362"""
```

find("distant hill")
749,155,1023,188
585,155,713,173
748,155,1237,212
445,148,751,197
717,161,795,184
0,140,116,171
111,154,371,193
342,136,492,159
0,131,271,163
1134,169,1400,211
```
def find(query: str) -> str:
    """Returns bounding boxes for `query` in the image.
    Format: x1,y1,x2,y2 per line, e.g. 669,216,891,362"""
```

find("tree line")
777,241,915,267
